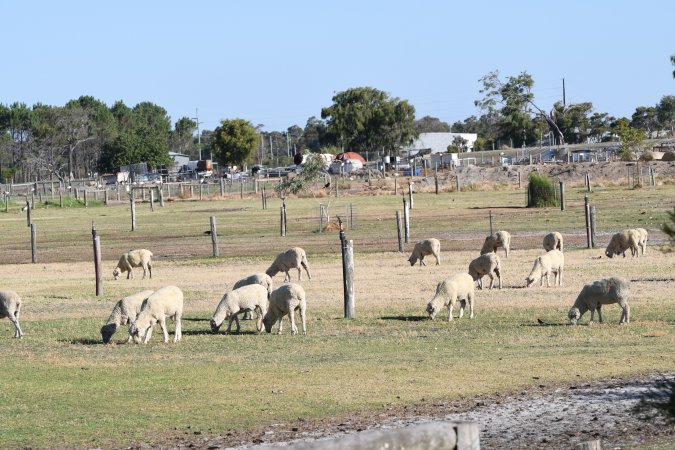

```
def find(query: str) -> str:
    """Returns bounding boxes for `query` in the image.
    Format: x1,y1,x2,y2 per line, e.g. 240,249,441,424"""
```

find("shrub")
527,173,559,208
662,151,675,161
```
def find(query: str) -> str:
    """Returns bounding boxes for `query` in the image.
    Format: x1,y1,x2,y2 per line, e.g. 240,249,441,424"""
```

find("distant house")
406,132,478,155
169,152,190,172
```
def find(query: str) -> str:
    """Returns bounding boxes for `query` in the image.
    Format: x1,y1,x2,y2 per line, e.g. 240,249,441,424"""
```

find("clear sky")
1,0,673,132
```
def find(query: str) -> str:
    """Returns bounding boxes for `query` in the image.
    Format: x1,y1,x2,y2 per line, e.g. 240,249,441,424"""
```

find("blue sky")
1,1,673,132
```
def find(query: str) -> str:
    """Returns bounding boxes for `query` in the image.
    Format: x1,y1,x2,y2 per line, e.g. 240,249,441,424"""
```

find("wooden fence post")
590,205,597,248
403,197,410,244
149,189,154,211
220,178,225,197
559,181,565,211
83,190,88,207
518,172,522,189
396,211,403,252
435,176,439,194
209,216,219,257
158,187,164,207
59,192,64,208
394,176,397,195
456,174,461,192
104,189,109,205
408,182,414,210
30,223,37,263
584,195,591,249
340,221,355,318
130,191,136,231
489,210,493,236
92,223,102,296
280,202,287,237
26,199,31,227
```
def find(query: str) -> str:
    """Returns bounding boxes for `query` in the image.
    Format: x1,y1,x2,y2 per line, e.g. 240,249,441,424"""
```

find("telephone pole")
192,108,205,160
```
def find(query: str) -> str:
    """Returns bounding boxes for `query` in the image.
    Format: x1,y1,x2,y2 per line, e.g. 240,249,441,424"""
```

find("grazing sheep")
266,247,311,282
233,272,274,321
525,249,564,288
426,273,475,321
605,230,640,258
634,227,648,255
543,232,564,252
210,284,269,334
113,249,153,280
468,253,502,289
480,230,511,258
100,290,154,344
568,276,630,325
408,238,441,266
0,290,23,338
263,283,307,335
128,286,183,344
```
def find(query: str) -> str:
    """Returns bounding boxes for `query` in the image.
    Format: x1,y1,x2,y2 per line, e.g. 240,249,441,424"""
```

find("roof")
335,152,366,163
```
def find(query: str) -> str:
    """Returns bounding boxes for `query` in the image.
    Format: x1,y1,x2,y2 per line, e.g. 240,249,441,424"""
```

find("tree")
321,87,417,155
412,116,450,133
615,120,646,161
299,116,327,153
656,96,675,136
210,118,259,167
169,117,197,157
631,106,660,137
671,54,675,78
551,101,594,144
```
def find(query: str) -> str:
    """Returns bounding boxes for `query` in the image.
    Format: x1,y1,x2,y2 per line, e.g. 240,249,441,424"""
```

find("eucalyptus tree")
210,118,259,168
320,87,418,156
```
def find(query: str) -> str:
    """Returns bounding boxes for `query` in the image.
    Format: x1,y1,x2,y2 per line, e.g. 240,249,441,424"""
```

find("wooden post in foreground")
559,181,565,211
396,210,403,252
339,218,355,319
130,191,136,231
92,223,102,296
584,195,592,249
590,205,597,248
25,199,31,227
209,216,219,257
403,197,410,244
149,189,155,211
30,223,37,263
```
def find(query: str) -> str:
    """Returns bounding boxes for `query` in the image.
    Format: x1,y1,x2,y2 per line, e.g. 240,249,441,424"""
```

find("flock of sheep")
415,227,646,327
0,226,648,341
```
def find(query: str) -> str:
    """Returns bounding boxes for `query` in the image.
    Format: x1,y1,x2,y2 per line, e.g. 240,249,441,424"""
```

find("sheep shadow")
380,315,429,322
520,321,567,327
182,317,210,322
186,329,260,336
61,338,104,346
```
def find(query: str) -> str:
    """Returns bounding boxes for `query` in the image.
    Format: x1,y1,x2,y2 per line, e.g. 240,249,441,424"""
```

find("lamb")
480,230,511,258
634,227,648,255
468,253,502,289
128,285,183,344
100,289,154,344
568,276,630,325
0,289,23,338
233,272,274,321
112,249,153,280
525,249,564,288
605,229,640,258
543,232,563,252
265,247,311,282
426,273,475,321
408,238,441,266
263,283,307,335
209,284,269,334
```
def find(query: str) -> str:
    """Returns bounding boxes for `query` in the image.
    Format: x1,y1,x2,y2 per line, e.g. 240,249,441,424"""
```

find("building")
406,132,478,155
169,152,190,172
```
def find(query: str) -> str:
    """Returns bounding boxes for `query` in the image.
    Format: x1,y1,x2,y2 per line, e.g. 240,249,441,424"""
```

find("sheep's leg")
545,272,551,288
488,273,495,290
434,252,440,265
495,268,502,289
159,317,169,343
477,277,483,290
448,301,454,322
127,270,133,280
301,261,312,281
458,299,465,319
620,302,630,324
143,325,154,344
255,308,264,333
174,316,182,342
8,312,23,338
300,306,307,335
148,262,152,279
297,267,302,281
289,309,298,335
589,307,596,324
468,293,475,319
276,317,283,335
284,271,291,283
596,305,603,323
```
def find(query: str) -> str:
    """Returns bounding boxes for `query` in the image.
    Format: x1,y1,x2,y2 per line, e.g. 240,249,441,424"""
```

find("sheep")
543,232,563,252
634,227,648,256
100,289,154,344
209,284,269,334
128,286,183,344
265,247,311,282
426,273,475,321
408,238,441,266
480,230,511,258
0,290,23,338
525,249,564,287
605,229,640,258
112,249,153,280
263,283,307,335
468,253,502,289
233,272,274,321
568,276,630,325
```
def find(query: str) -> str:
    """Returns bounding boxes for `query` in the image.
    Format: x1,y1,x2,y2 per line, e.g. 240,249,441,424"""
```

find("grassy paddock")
0,186,673,448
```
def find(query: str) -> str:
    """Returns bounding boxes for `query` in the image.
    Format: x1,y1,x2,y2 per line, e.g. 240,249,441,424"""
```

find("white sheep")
128,285,183,344
266,247,311,282
634,227,648,256
263,283,307,335
605,230,640,258
480,230,511,258
543,232,563,252
525,249,564,288
408,238,441,266
113,249,154,280
426,273,475,321
210,284,269,334
0,289,23,338
100,289,154,344
568,276,631,325
468,253,502,289
233,272,274,321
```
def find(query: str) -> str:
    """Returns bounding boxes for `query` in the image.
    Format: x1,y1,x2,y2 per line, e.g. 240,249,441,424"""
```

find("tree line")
2,63,674,183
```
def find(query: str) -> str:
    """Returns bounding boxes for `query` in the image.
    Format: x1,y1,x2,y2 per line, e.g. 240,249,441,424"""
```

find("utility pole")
286,132,290,157
562,78,566,107
192,108,205,160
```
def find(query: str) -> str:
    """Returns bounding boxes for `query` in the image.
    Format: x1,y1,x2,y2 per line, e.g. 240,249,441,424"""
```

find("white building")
406,132,478,155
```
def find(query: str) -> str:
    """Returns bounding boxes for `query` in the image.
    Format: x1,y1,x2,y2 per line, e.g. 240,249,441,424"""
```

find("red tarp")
334,152,366,163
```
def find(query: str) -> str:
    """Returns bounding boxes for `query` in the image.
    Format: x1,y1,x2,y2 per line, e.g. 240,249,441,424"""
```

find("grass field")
0,184,673,448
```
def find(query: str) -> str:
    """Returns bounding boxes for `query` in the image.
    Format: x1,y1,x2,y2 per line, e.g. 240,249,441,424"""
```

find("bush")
639,151,654,162
527,173,559,208
662,151,675,161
